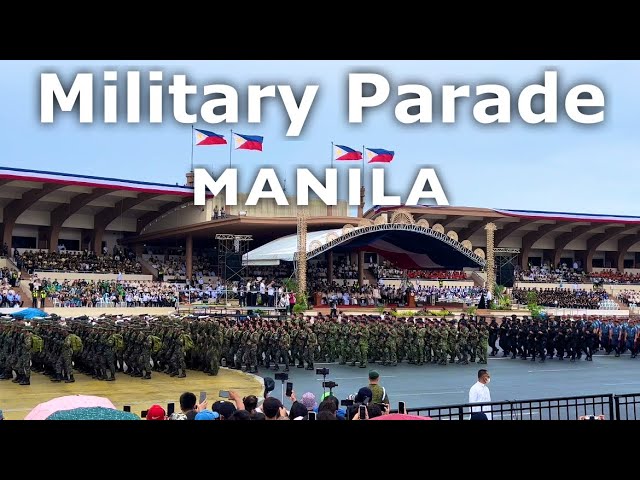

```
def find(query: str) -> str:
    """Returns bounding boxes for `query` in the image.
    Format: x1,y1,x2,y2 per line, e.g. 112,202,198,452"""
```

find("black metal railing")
614,393,640,420
392,393,616,420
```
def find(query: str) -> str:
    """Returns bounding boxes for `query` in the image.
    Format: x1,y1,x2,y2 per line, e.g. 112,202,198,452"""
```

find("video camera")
274,372,289,381
322,381,338,389
316,368,330,376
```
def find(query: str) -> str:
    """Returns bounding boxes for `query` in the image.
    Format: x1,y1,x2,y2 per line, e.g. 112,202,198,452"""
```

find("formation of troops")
0,312,638,385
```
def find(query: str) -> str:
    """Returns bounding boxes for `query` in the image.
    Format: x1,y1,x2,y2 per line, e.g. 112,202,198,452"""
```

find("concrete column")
327,250,334,283
2,220,14,251
358,251,364,286
93,228,105,255
186,234,193,283
49,226,61,253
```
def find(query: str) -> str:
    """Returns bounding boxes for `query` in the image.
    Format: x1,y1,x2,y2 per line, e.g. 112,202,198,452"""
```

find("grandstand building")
1,166,639,282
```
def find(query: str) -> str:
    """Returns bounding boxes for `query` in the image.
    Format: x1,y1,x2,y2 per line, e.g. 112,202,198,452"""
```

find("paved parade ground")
273,352,640,410
3,351,639,420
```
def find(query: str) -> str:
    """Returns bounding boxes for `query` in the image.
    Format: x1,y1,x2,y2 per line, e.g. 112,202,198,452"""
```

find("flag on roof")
233,133,263,151
194,129,227,146
365,147,394,163
334,145,362,161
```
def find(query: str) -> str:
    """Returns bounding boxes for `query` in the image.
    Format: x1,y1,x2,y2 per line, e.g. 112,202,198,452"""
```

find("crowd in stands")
406,270,467,280
313,282,484,307
413,285,484,304
618,290,640,308
511,287,609,309
590,270,640,284
36,277,178,307
516,266,587,283
148,255,217,279
516,266,640,285
15,250,142,274
371,264,467,280
308,260,358,279
315,283,381,307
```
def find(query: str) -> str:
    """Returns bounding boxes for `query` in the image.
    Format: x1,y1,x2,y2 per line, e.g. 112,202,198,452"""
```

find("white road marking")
526,369,588,373
603,382,640,386
396,390,464,396
319,376,397,381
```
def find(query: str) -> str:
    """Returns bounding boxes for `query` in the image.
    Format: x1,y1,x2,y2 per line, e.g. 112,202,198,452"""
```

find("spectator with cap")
195,409,220,420
146,404,166,420
211,400,237,420
367,370,389,405
355,387,373,404
263,397,287,420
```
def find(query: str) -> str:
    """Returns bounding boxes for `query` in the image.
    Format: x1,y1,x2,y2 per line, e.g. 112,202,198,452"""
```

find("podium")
314,291,322,307
406,291,416,308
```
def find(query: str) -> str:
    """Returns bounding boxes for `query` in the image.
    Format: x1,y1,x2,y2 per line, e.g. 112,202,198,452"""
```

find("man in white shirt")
468,369,492,420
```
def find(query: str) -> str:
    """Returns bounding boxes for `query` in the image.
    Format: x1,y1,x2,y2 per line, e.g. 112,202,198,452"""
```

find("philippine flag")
194,128,227,146
365,147,395,163
233,133,264,151
334,145,362,161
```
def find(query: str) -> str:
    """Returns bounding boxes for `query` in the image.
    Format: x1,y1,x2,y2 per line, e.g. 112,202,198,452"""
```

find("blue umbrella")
10,308,48,320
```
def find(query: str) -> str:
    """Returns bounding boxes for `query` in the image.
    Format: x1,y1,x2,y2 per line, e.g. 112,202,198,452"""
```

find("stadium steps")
363,268,377,285
138,257,158,280
470,271,486,287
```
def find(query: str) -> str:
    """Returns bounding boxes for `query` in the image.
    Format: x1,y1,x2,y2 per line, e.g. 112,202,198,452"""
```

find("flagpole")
362,144,365,171
190,125,194,171
229,129,233,168
331,141,334,168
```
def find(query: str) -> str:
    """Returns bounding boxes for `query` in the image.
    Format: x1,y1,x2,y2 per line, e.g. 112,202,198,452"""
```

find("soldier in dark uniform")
304,326,317,370
488,318,499,356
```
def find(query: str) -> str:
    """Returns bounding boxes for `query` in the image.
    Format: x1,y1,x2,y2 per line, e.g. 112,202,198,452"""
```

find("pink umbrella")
25,395,116,420
371,413,432,420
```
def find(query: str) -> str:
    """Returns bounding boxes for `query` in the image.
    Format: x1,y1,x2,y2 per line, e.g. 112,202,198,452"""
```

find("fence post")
457,406,464,421
612,395,620,421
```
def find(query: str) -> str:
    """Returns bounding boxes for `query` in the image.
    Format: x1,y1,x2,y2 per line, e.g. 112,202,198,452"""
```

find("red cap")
146,404,166,420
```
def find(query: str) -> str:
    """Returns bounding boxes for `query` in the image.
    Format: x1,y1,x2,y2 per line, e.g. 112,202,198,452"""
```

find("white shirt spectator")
469,376,492,420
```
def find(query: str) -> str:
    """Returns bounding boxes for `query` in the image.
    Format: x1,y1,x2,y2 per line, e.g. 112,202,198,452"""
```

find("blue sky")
1,60,638,214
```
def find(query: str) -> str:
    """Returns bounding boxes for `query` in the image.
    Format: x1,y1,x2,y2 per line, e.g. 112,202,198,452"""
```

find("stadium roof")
243,224,485,269
0,166,195,250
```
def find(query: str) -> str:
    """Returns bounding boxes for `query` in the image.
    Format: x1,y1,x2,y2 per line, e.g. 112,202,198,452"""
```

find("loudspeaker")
497,263,515,287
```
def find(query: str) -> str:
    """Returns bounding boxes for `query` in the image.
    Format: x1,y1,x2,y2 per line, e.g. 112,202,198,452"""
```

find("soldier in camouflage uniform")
275,324,291,371
294,324,307,368
16,326,33,385
457,323,469,365
383,323,398,366
468,324,479,363
208,321,223,376
477,324,489,364
355,320,369,368
139,329,152,379
303,326,317,370
233,325,244,370
102,326,117,381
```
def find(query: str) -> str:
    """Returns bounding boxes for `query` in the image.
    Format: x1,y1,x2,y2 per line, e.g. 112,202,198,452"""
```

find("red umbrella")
371,413,432,420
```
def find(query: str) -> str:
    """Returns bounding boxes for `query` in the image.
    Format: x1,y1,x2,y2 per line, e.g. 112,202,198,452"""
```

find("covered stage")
243,223,486,287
